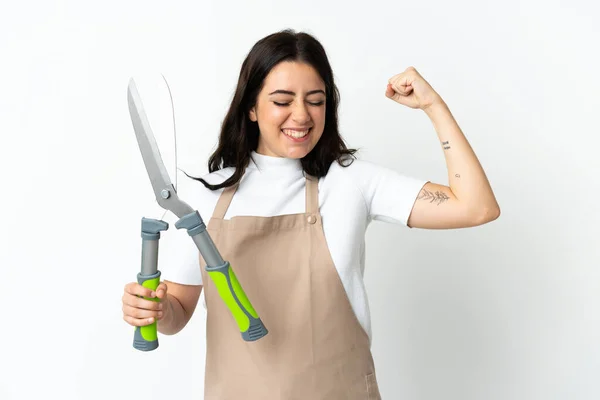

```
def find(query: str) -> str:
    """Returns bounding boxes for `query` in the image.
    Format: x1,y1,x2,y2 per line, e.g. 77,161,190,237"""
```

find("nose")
291,102,311,124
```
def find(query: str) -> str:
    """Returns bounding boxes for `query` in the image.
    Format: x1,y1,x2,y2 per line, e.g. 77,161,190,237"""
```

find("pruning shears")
126,76,268,351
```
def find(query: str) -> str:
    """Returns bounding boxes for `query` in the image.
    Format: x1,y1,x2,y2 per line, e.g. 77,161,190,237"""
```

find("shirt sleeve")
349,159,428,227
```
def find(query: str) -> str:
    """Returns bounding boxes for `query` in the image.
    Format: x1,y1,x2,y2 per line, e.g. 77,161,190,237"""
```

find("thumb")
386,83,418,108
155,281,168,300
385,84,396,98
385,84,407,103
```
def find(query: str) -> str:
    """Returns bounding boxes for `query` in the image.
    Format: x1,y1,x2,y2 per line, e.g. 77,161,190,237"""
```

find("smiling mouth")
281,128,312,139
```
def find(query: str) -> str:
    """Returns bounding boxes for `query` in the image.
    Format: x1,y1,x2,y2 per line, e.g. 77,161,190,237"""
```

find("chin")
283,146,314,159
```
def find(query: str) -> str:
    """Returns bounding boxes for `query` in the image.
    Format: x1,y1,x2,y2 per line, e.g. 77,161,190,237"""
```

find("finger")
405,66,419,74
389,73,412,90
155,282,168,300
122,304,164,320
124,282,156,299
388,80,413,96
385,84,395,98
122,292,163,311
392,81,413,95
123,315,157,327
386,83,413,102
386,90,419,108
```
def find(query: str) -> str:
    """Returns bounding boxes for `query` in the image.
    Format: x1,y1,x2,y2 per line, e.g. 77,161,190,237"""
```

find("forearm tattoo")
442,141,450,150
418,189,450,205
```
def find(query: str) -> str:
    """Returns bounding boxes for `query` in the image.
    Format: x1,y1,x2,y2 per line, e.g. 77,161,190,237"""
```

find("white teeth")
282,129,310,138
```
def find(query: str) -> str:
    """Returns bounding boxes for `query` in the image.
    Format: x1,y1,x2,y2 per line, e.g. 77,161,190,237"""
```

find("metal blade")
127,77,174,203
127,76,194,219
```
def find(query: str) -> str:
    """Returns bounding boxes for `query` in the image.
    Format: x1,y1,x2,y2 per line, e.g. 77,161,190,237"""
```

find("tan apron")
199,174,382,400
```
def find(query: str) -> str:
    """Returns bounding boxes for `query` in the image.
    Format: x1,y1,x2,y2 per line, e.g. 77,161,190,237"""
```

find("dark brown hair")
195,29,357,190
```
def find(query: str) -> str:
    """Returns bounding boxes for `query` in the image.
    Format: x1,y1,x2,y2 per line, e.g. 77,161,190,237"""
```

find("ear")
249,107,257,122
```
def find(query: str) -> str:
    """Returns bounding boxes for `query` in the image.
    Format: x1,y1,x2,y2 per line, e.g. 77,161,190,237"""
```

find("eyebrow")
268,89,326,96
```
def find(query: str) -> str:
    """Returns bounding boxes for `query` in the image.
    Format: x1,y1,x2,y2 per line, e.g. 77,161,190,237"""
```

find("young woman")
122,29,500,399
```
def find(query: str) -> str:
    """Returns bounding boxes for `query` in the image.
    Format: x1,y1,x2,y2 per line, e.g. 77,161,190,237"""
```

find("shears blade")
127,77,175,205
127,75,194,219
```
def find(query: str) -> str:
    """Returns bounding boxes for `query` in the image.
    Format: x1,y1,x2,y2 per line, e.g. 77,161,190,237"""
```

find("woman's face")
250,61,326,159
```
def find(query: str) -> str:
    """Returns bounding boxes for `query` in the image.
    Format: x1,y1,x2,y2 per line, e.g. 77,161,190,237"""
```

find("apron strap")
212,174,319,219
213,183,239,220
305,174,319,214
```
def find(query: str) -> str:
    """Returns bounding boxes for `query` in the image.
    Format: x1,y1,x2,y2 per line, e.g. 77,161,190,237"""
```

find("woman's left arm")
386,67,500,229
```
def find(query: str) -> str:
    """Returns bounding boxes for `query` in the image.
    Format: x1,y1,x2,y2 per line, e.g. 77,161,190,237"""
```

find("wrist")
423,98,448,116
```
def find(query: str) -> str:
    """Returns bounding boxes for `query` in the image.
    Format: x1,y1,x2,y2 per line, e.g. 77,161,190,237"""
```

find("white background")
1,1,599,399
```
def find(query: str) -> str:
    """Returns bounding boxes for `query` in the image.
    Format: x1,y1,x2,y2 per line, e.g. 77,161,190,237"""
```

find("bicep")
407,182,480,229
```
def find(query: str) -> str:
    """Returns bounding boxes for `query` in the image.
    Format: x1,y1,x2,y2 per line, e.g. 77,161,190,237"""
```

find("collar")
248,151,303,173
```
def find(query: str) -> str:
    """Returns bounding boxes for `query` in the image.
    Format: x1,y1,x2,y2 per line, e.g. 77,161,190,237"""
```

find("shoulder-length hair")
196,29,356,190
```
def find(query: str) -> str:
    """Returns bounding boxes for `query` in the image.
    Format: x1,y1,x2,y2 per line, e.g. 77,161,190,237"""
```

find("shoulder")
320,157,381,208
176,167,235,214
324,156,427,211
197,167,236,186
324,156,391,191
329,156,424,187
186,167,235,187
327,156,395,178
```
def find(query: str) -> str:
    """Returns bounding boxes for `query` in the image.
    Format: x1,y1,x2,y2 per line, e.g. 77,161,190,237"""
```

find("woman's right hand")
122,281,169,326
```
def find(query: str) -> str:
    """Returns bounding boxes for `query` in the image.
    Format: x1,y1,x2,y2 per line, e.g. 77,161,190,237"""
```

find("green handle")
175,211,267,342
207,261,268,341
133,271,161,351
133,217,167,351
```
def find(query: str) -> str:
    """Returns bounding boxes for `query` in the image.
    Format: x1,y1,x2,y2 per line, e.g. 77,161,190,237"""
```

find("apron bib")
200,175,382,399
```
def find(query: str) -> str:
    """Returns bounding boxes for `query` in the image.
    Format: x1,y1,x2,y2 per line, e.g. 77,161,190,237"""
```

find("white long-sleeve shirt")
160,151,427,343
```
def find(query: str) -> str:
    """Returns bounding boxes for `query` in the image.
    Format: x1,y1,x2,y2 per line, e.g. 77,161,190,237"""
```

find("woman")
122,29,500,399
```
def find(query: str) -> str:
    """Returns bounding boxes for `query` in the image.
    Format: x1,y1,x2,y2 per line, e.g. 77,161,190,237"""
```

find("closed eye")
273,101,325,107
